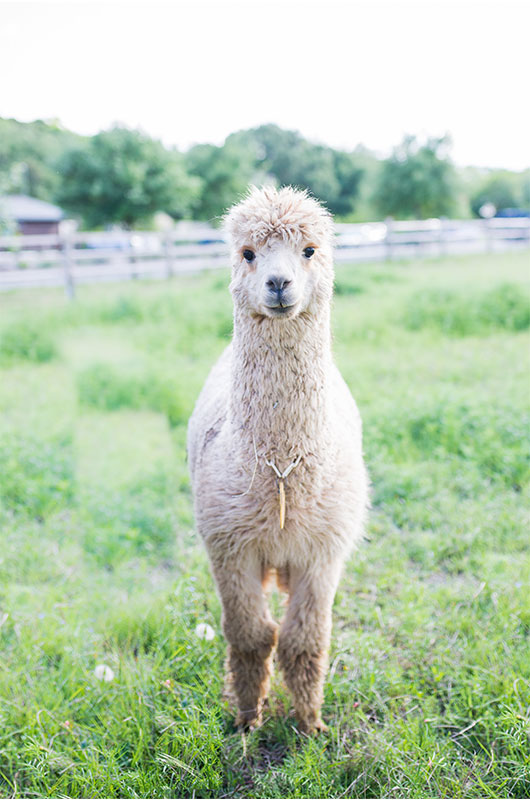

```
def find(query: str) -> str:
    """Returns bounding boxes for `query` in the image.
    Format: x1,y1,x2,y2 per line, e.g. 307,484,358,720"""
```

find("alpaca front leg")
211,550,277,729
277,562,341,732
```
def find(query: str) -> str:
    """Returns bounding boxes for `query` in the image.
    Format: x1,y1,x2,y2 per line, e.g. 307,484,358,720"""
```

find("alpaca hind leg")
211,550,277,729
277,561,341,732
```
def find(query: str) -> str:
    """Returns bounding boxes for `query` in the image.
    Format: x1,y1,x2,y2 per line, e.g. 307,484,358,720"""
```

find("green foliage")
185,140,257,221
470,169,528,216
331,148,365,216
97,294,144,323
333,275,364,296
373,134,457,219
77,363,189,427
0,432,74,520
521,168,530,206
405,282,530,335
0,319,57,362
81,472,178,566
0,251,529,798
56,126,200,228
2,117,528,226
0,117,84,199
370,398,529,494
227,124,364,217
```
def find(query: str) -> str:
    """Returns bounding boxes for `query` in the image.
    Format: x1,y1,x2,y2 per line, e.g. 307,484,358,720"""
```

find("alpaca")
187,186,369,732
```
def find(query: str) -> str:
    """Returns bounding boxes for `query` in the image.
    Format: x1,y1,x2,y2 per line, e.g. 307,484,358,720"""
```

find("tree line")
0,117,528,229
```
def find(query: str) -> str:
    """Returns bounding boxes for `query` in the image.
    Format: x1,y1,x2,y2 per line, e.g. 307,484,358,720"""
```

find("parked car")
495,208,530,218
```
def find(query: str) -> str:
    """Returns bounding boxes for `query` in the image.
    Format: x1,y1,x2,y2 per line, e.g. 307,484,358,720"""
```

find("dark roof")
0,194,64,222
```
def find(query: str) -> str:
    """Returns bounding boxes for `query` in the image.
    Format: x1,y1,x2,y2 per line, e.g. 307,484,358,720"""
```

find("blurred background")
1,1,529,228
1,0,529,287
1,2,529,798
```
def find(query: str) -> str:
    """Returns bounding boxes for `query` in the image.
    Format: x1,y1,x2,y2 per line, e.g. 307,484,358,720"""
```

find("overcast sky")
2,0,529,170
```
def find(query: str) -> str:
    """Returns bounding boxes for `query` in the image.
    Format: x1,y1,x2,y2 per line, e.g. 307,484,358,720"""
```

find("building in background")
0,195,64,235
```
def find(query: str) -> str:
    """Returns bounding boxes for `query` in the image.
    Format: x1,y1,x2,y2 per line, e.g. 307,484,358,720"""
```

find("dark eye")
243,249,255,262
303,246,315,259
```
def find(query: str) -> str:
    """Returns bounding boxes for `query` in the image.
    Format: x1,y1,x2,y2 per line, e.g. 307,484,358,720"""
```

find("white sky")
1,0,529,170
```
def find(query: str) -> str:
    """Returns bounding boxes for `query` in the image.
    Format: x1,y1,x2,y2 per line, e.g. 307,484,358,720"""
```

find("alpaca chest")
247,466,361,563
195,451,362,563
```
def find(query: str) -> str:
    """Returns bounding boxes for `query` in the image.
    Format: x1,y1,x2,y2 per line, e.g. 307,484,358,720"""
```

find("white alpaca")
187,186,369,732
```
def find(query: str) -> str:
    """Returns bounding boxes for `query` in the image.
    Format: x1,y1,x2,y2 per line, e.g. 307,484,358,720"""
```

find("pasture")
0,250,529,798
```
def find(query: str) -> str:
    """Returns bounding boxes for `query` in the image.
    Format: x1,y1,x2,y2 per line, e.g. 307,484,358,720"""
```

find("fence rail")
1,217,529,293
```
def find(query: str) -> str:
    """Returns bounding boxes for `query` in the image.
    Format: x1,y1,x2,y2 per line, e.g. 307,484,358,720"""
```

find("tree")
520,170,530,207
0,117,84,200
344,145,382,221
226,124,364,217
329,149,364,217
226,124,302,186
470,171,523,217
373,134,457,219
56,126,200,228
184,139,256,221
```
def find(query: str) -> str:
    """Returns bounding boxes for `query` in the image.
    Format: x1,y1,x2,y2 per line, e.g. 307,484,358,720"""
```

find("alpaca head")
225,186,335,320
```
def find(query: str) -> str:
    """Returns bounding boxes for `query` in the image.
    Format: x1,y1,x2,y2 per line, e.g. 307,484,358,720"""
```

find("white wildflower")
195,623,215,641
94,663,115,682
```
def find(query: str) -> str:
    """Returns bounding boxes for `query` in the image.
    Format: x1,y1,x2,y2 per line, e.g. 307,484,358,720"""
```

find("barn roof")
1,194,64,222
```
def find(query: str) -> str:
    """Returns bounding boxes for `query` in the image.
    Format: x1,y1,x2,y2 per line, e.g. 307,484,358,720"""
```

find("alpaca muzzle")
265,276,298,311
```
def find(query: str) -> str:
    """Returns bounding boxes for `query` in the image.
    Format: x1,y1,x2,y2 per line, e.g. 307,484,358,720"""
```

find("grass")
0,250,529,798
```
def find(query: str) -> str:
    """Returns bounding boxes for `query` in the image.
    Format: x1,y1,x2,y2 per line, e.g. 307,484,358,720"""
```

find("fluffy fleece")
187,186,369,732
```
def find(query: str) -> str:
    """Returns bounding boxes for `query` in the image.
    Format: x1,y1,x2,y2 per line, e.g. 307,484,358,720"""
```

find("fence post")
61,234,75,299
439,217,447,257
484,218,494,253
15,238,24,270
129,241,138,279
384,217,394,261
164,232,174,279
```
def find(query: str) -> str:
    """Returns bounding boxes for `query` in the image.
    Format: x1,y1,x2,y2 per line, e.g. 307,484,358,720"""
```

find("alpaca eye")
303,247,315,259
243,249,255,263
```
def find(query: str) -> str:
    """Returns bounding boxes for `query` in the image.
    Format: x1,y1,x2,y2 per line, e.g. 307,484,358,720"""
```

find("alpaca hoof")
235,709,262,732
299,717,329,735
236,719,260,733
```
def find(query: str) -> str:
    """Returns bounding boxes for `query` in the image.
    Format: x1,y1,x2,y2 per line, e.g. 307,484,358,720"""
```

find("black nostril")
267,276,291,292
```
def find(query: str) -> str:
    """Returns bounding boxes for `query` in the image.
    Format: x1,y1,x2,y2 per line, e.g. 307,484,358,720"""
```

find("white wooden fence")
0,217,528,294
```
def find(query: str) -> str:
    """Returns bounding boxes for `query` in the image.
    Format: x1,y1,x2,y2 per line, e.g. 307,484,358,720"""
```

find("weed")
0,432,74,520
0,250,528,798
76,363,188,426
404,282,530,335
0,319,57,363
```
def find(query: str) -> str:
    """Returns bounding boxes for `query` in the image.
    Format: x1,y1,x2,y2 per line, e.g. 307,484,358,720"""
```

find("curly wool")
224,185,335,253
187,186,369,732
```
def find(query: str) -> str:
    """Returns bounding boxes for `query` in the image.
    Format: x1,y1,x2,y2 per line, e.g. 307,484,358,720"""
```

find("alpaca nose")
266,276,292,294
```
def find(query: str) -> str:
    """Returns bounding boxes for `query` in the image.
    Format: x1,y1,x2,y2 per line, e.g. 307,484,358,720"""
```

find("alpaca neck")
230,306,332,465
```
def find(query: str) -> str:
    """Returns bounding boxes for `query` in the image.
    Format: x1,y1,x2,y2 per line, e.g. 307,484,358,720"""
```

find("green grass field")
0,251,529,799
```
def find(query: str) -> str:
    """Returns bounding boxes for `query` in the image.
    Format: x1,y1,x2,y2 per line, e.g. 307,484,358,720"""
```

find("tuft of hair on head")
224,185,334,252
